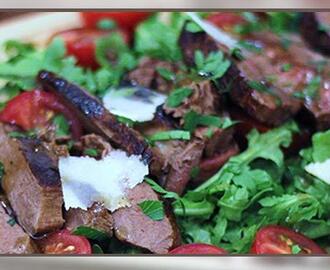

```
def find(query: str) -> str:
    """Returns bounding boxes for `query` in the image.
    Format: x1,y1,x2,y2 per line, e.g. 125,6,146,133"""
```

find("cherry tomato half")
207,12,246,29
251,225,326,254
37,229,92,254
169,243,227,255
81,12,152,32
53,28,129,69
0,90,82,139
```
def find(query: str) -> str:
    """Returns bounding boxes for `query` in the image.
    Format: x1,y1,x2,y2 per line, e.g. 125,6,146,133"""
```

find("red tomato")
54,28,129,69
38,229,92,254
207,12,246,29
81,12,152,32
251,225,326,254
169,243,227,255
0,90,82,139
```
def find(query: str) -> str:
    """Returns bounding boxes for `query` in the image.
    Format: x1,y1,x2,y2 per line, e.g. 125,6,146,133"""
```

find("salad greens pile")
149,122,330,253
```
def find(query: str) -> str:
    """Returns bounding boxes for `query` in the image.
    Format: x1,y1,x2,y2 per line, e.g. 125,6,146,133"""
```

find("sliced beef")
0,204,38,254
138,114,204,195
112,182,180,254
301,12,330,56
179,27,302,126
195,144,239,183
65,202,113,237
246,32,330,130
127,57,179,93
72,134,112,159
164,80,223,121
37,71,161,174
0,124,64,235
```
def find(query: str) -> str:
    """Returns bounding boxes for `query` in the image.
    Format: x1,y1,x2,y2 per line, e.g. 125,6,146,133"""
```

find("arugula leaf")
166,87,192,108
194,50,230,81
156,67,176,81
145,178,181,201
73,226,109,242
258,194,321,224
92,244,104,254
138,200,164,221
310,130,330,163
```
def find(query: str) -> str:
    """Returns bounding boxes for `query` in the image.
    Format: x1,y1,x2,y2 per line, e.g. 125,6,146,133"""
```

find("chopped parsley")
7,217,16,227
138,200,164,221
291,244,302,254
247,80,282,106
156,67,176,81
186,21,203,33
293,76,321,100
184,110,236,132
194,50,231,81
148,130,191,144
281,63,292,72
52,114,70,137
166,87,193,108
8,130,36,139
83,148,99,157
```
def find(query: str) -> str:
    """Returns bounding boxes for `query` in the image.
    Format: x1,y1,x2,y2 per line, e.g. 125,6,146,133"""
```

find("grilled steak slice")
127,57,179,93
37,71,159,173
112,182,180,254
0,205,38,254
301,12,330,56
246,32,330,130
164,80,223,121
138,113,204,195
65,202,113,237
179,27,302,126
0,125,64,235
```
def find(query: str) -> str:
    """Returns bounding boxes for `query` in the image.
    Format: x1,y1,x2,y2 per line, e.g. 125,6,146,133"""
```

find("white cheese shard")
305,159,330,185
103,86,167,122
59,150,149,211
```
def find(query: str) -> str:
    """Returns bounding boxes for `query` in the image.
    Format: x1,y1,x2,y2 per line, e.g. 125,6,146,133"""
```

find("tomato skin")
38,229,92,255
251,225,326,255
169,243,227,255
0,90,82,139
207,12,246,29
81,12,152,32
54,28,129,69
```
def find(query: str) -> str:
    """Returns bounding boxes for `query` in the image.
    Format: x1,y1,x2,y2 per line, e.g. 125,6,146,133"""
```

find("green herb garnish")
148,130,191,143
138,200,164,221
156,67,176,81
184,110,236,132
194,50,231,81
7,217,16,227
83,148,99,157
166,87,193,108
291,244,302,254
73,226,109,242
52,114,70,137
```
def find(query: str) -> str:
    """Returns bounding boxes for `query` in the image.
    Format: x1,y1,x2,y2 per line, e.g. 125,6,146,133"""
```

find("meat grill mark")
37,70,156,167
18,138,61,187
0,124,64,235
